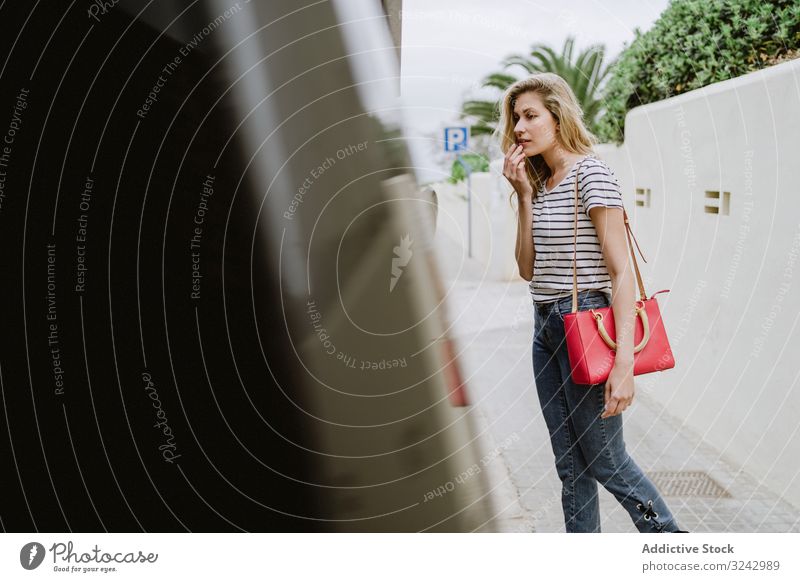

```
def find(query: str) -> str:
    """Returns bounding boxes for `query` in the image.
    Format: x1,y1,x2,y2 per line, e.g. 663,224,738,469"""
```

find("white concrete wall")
598,59,800,508
431,163,521,282
433,170,520,279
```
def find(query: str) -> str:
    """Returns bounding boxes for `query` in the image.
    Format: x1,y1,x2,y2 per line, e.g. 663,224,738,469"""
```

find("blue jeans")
532,289,681,533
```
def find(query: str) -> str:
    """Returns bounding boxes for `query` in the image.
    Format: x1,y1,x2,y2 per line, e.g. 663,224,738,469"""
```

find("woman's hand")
503,144,533,200
601,359,635,418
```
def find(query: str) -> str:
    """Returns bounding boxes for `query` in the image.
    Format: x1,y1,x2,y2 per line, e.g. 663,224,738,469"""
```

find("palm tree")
461,37,610,137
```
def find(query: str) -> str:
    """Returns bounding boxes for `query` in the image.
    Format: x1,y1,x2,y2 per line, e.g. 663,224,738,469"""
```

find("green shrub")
596,0,800,144
447,153,489,184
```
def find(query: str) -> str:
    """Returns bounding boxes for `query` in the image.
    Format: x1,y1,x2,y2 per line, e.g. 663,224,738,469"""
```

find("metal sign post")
444,127,472,257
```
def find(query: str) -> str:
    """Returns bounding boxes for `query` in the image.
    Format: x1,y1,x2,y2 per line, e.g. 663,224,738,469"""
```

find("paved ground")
433,229,800,533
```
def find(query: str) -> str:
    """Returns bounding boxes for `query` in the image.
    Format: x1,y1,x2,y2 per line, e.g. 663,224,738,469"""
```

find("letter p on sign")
444,127,468,152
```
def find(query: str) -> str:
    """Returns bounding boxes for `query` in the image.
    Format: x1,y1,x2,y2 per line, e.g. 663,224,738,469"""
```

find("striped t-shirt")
529,155,624,304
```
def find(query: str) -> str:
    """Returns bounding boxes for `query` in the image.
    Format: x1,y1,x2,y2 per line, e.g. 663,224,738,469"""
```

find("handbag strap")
572,157,649,312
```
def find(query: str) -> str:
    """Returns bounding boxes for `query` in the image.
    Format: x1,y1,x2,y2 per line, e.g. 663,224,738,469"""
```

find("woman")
497,73,685,533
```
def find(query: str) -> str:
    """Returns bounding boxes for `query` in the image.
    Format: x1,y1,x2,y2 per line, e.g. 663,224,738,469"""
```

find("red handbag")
563,161,676,385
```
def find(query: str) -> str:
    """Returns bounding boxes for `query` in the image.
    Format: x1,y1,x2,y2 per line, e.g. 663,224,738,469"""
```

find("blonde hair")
493,73,597,204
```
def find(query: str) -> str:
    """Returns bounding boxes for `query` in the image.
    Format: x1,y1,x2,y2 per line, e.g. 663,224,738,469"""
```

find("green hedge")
596,0,800,144
447,153,489,184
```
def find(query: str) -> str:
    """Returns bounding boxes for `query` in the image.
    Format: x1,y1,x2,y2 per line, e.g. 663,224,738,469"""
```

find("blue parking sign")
444,127,468,152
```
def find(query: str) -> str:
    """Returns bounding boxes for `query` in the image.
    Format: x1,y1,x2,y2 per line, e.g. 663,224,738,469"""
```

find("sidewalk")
433,229,800,533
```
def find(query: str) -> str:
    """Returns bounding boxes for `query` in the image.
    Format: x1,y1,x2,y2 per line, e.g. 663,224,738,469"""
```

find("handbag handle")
591,306,650,352
571,158,649,313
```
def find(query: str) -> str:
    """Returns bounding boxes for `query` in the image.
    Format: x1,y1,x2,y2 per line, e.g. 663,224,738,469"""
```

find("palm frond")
481,72,518,91
461,99,500,119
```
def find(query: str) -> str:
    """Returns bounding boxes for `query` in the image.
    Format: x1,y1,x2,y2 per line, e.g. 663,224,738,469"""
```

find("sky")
398,0,670,183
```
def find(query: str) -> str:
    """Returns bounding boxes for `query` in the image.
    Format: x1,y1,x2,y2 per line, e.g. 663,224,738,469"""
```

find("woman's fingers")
602,383,620,418
516,158,526,176
603,392,631,418
504,144,519,171
508,147,524,170
504,145,519,173
505,146,524,180
601,383,612,418
504,145,531,195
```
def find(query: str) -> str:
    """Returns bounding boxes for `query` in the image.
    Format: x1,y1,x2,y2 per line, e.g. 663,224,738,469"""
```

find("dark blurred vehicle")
0,0,494,531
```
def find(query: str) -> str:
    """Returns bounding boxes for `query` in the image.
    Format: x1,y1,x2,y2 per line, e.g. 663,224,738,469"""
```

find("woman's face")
511,91,559,157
